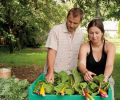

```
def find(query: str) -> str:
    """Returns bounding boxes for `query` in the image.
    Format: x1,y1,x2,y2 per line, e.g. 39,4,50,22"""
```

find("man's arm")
46,48,56,83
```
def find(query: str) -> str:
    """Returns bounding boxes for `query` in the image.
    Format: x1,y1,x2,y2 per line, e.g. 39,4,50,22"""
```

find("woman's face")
88,26,103,44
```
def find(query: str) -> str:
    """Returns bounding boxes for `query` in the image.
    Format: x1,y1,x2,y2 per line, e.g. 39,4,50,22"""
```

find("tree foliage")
67,0,120,26
0,0,120,51
118,20,120,37
0,0,68,49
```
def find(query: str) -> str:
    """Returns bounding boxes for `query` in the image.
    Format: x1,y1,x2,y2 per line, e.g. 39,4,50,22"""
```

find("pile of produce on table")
33,68,110,99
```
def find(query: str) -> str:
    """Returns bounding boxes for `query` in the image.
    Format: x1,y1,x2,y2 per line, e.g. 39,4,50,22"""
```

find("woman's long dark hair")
87,18,105,34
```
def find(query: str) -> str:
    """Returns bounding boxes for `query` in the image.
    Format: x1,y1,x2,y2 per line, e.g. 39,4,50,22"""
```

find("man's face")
66,14,81,33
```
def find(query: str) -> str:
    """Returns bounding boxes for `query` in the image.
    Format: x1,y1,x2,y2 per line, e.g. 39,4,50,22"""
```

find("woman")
78,18,115,99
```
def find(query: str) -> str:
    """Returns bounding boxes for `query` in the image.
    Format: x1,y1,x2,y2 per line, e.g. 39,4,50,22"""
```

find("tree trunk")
95,0,101,17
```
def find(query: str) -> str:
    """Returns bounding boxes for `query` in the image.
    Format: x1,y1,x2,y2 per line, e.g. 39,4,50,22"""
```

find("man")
45,8,84,83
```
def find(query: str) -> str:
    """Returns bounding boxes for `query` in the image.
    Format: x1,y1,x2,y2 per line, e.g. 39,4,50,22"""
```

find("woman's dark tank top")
86,40,107,75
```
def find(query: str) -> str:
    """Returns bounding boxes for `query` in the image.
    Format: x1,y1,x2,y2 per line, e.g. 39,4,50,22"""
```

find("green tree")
0,0,68,50
118,20,120,37
107,1,120,20
68,0,120,25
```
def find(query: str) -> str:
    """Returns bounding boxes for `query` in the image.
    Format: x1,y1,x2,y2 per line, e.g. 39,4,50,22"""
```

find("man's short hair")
67,8,84,22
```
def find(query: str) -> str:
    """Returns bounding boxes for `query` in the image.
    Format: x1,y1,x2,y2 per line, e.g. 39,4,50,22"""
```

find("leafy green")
93,74,104,83
54,83,66,94
65,88,74,95
71,68,84,83
0,77,29,100
69,74,74,86
87,81,99,95
44,82,54,94
73,82,82,95
58,71,69,83
33,68,110,96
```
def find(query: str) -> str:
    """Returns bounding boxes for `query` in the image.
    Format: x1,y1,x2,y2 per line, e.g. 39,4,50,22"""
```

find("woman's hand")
84,70,96,82
103,76,109,82
45,72,54,83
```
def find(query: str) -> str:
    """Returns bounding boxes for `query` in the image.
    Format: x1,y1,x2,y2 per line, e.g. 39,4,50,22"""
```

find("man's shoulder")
50,23,66,34
77,27,83,32
53,23,65,29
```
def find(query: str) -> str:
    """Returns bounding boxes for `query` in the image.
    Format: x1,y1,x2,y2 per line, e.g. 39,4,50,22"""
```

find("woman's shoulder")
105,40,116,51
80,42,90,50
81,41,89,46
80,42,90,54
105,40,115,47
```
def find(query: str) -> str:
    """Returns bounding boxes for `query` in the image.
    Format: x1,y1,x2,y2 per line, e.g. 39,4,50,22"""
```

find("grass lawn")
0,45,120,99
113,53,120,100
0,48,47,68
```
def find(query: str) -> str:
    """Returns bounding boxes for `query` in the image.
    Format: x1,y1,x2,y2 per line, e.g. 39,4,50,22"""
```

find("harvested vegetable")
40,84,45,96
33,68,110,97
60,87,65,95
83,89,94,100
99,88,108,98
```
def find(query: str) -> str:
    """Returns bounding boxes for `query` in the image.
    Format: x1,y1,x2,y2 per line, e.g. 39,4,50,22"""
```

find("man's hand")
46,72,54,83
46,48,56,83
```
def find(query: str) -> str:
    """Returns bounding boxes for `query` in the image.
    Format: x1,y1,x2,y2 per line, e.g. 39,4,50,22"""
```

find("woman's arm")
104,42,116,82
78,43,96,81
78,43,88,74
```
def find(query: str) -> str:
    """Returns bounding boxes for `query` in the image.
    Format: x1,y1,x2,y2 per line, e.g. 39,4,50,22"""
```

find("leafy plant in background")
0,77,29,100
5,33,16,43
4,32,17,53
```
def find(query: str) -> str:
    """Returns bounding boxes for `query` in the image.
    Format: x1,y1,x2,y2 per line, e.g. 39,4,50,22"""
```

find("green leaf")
44,83,54,94
69,74,74,86
58,71,69,83
73,82,82,94
65,88,74,95
79,82,87,89
0,77,29,100
93,74,104,83
54,83,65,94
71,68,84,83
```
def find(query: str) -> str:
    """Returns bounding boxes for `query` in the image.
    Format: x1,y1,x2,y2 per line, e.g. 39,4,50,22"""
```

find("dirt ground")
12,66,43,83
0,64,43,83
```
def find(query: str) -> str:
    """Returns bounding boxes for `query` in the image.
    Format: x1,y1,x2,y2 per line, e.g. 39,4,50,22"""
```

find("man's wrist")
47,67,54,73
